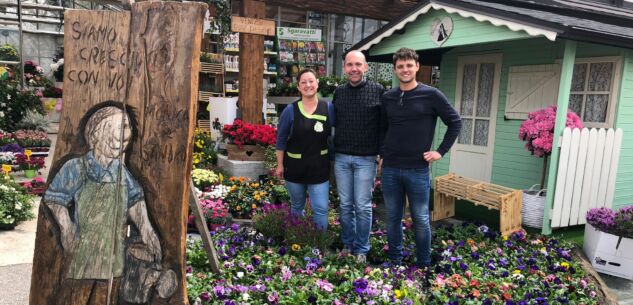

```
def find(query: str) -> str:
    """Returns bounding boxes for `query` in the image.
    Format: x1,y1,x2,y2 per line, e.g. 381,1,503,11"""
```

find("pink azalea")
519,106,583,157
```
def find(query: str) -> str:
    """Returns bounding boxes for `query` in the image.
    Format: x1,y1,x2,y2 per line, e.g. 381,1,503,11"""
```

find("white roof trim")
358,2,558,52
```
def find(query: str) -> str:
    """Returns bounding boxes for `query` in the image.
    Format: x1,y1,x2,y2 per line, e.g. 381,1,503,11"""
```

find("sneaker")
355,254,367,264
341,246,352,255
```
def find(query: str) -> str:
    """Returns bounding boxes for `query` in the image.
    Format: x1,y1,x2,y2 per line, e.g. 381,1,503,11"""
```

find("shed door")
449,54,502,182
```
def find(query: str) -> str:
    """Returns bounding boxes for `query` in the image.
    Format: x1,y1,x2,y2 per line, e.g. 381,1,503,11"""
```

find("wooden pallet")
432,173,522,236
199,90,223,102
197,119,211,131
200,62,223,74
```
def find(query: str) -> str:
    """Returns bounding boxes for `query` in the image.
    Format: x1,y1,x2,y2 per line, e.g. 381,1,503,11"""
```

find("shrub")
252,204,288,243
284,214,333,252
0,176,35,225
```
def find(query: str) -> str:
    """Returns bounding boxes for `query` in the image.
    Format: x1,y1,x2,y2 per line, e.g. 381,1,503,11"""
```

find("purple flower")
353,278,368,294
278,246,287,256
199,291,210,302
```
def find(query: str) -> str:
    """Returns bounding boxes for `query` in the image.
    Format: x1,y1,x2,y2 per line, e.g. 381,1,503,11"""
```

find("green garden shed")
351,0,633,233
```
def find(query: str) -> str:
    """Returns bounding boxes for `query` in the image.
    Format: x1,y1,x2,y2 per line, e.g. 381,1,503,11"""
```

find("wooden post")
238,0,265,124
542,40,576,235
29,2,207,305
188,181,221,274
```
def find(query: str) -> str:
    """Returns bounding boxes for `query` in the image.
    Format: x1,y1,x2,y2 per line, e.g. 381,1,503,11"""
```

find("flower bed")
186,220,601,304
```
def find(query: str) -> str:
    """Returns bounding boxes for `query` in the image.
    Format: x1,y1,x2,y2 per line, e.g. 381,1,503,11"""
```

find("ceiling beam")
261,0,420,21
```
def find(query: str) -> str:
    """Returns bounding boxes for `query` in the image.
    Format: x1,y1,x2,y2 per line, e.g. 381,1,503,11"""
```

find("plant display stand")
432,173,523,236
583,223,633,280
216,154,268,181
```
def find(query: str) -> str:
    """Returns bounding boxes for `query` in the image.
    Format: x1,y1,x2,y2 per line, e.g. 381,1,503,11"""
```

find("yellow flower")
251,204,257,209
236,206,241,210
254,195,261,201
503,235,509,241
513,270,521,274
394,289,403,299
561,262,570,269
291,244,301,251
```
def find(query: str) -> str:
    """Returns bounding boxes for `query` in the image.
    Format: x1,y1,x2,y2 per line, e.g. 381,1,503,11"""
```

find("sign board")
431,17,453,47
231,16,275,36
277,26,322,41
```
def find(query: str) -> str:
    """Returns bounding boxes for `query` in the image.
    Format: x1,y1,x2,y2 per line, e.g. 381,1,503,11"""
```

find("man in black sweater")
380,47,462,267
333,50,384,263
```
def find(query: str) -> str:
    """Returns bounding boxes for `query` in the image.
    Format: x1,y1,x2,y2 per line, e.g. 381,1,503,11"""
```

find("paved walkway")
1,131,632,305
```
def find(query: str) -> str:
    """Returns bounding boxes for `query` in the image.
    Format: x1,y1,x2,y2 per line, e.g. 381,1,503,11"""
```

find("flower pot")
226,144,265,161
0,222,17,230
24,169,37,178
583,223,633,280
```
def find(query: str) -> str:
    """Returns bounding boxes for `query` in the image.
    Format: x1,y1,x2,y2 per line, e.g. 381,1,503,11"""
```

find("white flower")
0,111,4,118
15,203,21,210
7,94,11,100
1,102,5,107
58,59,64,65
236,271,244,278
242,293,249,301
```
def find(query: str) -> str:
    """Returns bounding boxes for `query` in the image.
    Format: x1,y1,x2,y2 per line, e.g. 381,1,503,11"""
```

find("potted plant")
0,176,35,229
222,119,276,161
267,81,299,105
15,153,45,178
584,206,633,279
14,130,51,151
19,177,47,195
518,106,583,228
41,85,63,123
50,47,64,85
0,44,19,62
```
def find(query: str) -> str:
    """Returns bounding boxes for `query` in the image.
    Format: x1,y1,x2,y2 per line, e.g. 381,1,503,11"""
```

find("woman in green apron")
274,69,335,230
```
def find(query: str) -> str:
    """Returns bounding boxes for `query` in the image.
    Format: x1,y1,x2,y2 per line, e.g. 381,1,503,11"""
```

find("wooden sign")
231,16,275,36
29,2,207,305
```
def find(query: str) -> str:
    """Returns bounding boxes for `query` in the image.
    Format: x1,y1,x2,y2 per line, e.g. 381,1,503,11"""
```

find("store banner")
277,26,322,41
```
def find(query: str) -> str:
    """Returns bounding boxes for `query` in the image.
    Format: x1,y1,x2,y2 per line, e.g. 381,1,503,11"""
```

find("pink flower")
519,106,583,157
316,279,334,292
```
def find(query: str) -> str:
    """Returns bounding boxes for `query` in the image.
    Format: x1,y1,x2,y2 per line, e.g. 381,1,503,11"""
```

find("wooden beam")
238,0,265,124
262,0,420,21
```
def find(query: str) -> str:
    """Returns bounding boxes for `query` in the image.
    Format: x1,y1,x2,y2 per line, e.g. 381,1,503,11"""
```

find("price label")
2,164,11,175
25,150,32,160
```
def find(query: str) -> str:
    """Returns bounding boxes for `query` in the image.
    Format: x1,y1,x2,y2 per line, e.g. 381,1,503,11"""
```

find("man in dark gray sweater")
380,47,462,268
333,50,384,263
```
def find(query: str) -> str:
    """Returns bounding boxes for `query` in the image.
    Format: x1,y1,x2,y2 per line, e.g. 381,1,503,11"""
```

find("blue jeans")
334,153,376,255
285,180,329,230
381,166,431,266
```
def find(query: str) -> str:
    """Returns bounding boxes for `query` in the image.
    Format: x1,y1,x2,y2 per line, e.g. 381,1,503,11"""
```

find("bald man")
332,50,385,263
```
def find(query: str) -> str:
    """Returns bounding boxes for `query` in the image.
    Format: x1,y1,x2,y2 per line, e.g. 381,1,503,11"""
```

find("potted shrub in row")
0,176,35,230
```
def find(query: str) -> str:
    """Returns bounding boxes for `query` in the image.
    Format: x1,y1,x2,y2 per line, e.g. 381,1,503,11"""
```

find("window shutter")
505,64,561,120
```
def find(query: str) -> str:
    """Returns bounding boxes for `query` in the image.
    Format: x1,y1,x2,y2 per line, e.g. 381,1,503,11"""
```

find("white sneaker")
341,246,352,255
356,254,367,264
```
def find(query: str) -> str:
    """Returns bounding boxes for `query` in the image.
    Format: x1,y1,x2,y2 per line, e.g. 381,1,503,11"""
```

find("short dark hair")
392,47,419,66
297,68,318,83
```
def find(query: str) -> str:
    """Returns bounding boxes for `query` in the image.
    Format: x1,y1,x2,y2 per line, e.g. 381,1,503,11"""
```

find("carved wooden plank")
238,0,265,124
30,2,207,305
30,10,132,305
125,2,206,304
189,180,221,274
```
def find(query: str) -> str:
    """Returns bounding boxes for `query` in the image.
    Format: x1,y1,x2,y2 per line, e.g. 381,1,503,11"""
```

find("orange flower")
502,292,512,301
472,289,480,298
251,204,257,209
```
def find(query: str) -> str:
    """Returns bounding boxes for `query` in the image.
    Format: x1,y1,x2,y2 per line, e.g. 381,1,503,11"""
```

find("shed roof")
352,0,633,61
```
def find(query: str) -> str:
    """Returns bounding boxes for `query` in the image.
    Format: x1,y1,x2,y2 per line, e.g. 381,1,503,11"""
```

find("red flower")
222,119,277,148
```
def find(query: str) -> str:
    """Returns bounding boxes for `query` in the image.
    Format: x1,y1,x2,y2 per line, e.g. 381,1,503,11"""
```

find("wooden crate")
200,62,223,74
433,173,522,236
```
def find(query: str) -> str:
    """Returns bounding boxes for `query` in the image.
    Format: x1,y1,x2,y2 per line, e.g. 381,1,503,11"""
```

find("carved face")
91,111,132,159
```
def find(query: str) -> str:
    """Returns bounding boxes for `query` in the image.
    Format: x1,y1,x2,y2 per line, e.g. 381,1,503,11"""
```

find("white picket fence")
550,127,623,228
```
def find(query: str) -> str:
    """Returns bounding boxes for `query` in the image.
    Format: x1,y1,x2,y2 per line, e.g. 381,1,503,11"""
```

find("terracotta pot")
226,144,265,161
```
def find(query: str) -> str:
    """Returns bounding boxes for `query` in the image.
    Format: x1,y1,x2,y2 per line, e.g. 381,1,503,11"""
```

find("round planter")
24,169,37,178
0,222,17,230
226,144,265,161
